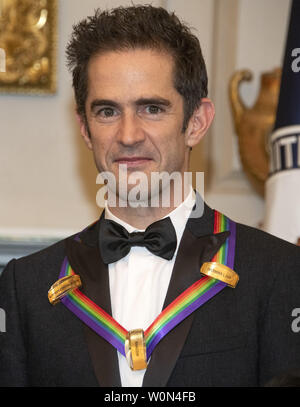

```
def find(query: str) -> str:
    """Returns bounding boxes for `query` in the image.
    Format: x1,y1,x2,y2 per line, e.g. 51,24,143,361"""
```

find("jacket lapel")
142,203,230,387
65,215,121,387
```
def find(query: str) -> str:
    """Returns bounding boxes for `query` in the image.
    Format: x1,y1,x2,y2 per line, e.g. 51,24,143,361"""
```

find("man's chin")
107,185,154,209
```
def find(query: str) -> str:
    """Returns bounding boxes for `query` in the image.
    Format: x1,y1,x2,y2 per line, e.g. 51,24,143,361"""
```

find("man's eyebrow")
89,97,172,111
135,97,171,107
90,99,120,111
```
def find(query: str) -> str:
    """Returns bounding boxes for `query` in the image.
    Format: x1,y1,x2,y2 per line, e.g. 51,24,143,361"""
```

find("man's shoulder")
236,221,300,257
1,231,80,287
3,216,101,281
234,221,300,283
14,237,67,268
6,217,100,271
1,237,66,288
200,202,300,259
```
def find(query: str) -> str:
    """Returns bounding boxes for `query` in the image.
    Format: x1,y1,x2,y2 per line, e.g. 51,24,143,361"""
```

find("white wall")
236,0,291,107
0,0,292,240
205,0,291,226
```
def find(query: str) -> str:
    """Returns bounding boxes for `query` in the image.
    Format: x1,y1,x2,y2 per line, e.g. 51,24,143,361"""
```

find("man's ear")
184,98,215,148
76,112,93,150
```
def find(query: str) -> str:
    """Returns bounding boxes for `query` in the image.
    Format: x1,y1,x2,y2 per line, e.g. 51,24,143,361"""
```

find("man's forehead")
86,48,179,102
87,48,174,78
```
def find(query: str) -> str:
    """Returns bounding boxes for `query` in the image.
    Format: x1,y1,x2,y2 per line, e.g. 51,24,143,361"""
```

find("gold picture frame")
0,0,57,94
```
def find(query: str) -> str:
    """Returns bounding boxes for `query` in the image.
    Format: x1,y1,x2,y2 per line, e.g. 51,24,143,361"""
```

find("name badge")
201,262,239,288
48,275,82,305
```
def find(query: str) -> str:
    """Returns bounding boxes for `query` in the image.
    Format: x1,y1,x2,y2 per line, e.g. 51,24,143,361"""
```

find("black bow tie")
99,216,177,264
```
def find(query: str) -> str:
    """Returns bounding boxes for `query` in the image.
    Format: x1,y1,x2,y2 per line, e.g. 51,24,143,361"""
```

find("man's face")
80,48,195,203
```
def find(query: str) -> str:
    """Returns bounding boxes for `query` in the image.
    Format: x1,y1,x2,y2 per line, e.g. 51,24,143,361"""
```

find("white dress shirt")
105,188,196,387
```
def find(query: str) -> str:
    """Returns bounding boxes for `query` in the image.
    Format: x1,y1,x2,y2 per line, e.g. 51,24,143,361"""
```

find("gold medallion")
125,329,147,371
48,275,82,305
200,262,239,288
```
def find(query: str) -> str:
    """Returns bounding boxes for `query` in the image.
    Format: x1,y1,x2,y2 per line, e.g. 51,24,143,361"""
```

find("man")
1,5,300,387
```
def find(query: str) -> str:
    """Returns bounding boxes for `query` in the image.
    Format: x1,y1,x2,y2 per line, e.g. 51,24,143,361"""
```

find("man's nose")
117,112,145,146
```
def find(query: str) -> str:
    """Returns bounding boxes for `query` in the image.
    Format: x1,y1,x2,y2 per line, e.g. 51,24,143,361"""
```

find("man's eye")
145,105,163,114
97,107,116,117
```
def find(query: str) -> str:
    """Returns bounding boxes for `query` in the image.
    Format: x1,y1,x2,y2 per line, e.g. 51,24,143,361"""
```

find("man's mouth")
114,157,153,167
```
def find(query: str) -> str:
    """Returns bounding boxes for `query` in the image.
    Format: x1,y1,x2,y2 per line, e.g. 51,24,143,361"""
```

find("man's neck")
107,205,175,230
106,186,192,230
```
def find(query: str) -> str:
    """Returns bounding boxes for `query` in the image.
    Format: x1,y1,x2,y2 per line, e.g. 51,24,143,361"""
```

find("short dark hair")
66,5,208,131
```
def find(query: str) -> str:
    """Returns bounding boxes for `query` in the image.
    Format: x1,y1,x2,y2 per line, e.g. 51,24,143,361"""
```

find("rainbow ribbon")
59,210,236,360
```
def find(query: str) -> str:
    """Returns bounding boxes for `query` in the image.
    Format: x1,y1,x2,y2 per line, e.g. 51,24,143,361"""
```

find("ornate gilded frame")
0,0,57,94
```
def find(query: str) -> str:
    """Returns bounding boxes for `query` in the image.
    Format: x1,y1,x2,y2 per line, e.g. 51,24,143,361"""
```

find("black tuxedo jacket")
1,203,300,387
